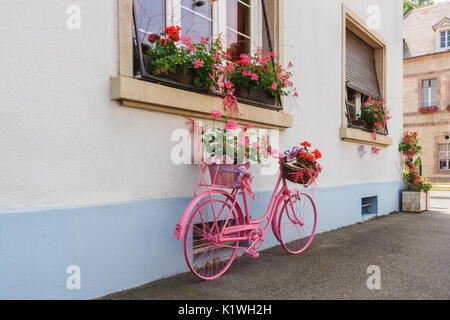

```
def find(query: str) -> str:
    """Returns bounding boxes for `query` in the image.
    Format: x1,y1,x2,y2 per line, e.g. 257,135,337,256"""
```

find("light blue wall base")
0,181,403,299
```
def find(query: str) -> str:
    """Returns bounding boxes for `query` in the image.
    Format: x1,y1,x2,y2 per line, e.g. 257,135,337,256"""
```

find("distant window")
422,79,437,107
439,144,450,171
441,30,450,49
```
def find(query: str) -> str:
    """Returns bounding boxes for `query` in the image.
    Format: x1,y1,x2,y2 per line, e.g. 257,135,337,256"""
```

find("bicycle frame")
214,169,296,248
175,160,300,249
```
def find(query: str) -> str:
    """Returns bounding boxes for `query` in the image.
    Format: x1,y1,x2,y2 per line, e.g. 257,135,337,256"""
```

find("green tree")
404,0,435,16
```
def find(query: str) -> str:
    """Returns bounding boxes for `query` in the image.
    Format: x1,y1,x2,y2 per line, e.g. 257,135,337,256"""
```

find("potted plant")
446,104,450,112
359,97,391,132
418,105,439,113
281,141,323,186
401,170,431,213
143,26,298,108
200,110,272,187
228,49,297,105
398,131,422,160
145,26,195,85
399,131,430,213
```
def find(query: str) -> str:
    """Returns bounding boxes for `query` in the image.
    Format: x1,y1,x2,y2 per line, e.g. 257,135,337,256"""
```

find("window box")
111,75,292,130
340,127,393,147
235,85,276,106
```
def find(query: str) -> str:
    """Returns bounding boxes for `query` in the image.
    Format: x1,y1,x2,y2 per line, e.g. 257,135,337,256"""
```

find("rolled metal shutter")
346,29,381,98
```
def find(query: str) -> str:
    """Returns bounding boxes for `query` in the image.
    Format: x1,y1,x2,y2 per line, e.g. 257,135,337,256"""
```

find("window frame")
113,0,292,131
438,29,450,50
438,143,450,172
136,0,263,58
421,79,437,107
340,4,392,147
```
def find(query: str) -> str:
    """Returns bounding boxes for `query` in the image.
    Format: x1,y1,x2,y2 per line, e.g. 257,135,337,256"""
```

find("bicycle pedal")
244,251,260,259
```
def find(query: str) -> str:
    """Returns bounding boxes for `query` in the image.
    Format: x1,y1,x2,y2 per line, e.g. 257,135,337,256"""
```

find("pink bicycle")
174,157,317,280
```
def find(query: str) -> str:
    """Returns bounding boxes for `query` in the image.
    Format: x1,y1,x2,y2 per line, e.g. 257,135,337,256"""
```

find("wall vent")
361,196,378,216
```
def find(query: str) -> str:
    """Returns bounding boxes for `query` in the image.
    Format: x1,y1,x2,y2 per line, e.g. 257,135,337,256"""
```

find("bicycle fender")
174,190,244,241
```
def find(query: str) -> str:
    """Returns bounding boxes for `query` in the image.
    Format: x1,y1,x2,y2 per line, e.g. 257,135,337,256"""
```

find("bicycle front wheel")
277,192,317,254
184,196,240,280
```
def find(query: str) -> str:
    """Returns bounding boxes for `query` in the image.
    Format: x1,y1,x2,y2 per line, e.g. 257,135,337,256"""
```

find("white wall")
0,0,403,211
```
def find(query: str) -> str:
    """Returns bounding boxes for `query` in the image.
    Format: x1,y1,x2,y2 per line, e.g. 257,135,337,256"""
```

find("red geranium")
312,149,322,159
148,33,160,43
301,141,311,148
163,25,181,42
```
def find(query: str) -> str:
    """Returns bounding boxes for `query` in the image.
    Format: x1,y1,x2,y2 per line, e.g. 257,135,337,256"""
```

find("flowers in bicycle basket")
281,141,323,186
201,110,273,166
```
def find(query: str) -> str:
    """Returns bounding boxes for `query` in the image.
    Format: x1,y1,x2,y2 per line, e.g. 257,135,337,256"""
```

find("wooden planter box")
235,85,276,106
402,190,430,213
142,54,195,85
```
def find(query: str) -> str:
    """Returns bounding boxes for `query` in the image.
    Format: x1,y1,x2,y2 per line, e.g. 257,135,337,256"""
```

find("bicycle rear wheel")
183,195,240,280
277,192,317,254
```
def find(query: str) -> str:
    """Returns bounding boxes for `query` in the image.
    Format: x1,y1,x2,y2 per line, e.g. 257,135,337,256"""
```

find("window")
345,29,382,130
340,4,391,147
113,0,292,131
345,29,381,99
440,30,450,49
439,144,450,171
180,0,212,43
226,0,251,60
135,0,166,45
134,0,262,58
422,79,437,107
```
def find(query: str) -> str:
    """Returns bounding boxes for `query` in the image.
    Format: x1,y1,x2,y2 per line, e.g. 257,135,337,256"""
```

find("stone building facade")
403,1,450,182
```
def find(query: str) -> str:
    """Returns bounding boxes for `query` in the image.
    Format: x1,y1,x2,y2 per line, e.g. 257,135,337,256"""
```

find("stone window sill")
340,127,393,147
110,76,293,130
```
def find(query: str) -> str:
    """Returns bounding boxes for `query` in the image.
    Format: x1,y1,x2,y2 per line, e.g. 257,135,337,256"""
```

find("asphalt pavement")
103,192,450,300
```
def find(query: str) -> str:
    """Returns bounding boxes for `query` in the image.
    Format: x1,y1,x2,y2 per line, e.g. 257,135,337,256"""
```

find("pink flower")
364,102,369,107
225,63,235,73
294,91,299,98
225,80,234,89
193,59,204,69
374,114,378,119
181,35,191,45
188,44,196,52
225,121,238,130
374,108,378,112
271,82,278,90
240,54,252,64
212,53,221,61
243,70,252,76
200,37,208,44
248,122,254,128
288,61,294,68
251,73,259,81
210,110,222,120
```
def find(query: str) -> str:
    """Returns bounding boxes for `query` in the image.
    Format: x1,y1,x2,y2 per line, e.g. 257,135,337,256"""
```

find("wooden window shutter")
345,29,381,98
